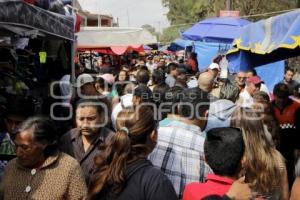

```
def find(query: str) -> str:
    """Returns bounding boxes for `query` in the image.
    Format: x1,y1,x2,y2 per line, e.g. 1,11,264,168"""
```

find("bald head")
198,72,215,92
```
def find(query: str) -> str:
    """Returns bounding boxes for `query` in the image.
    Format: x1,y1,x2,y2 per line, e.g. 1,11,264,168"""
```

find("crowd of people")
0,52,300,200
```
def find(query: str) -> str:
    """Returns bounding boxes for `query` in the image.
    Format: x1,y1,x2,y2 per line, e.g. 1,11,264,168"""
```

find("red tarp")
77,45,144,55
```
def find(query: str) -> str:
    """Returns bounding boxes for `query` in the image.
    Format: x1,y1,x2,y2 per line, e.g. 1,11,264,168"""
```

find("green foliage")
160,0,299,41
159,25,190,44
141,24,156,35
141,24,159,41
162,0,298,24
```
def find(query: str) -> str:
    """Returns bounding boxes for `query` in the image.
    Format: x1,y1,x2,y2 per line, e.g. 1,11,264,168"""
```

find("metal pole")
71,0,76,85
127,9,130,26
226,0,232,10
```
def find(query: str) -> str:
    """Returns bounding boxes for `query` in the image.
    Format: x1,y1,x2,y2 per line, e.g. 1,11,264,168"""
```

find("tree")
162,0,214,25
141,24,156,35
159,25,190,44
141,24,159,41
160,0,299,44
162,0,299,24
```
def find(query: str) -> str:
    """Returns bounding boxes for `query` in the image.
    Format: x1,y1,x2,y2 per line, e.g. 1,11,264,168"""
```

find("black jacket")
96,159,178,200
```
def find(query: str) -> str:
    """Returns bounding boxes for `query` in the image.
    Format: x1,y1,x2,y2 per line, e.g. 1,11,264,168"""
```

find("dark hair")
95,77,112,91
253,91,270,102
205,127,244,177
133,85,153,103
152,69,165,85
177,67,187,75
4,95,34,118
212,55,224,64
87,107,157,199
136,69,150,85
285,67,294,74
164,86,184,115
202,195,224,200
16,116,59,156
153,84,170,104
138,65,148,71
153,84,170,120
178,88,210,119
167,63,178,74
76,98,111,124
115,70,130,96
247,69,257,76
273,83,289,98
190,52,197,59
116,70,129,82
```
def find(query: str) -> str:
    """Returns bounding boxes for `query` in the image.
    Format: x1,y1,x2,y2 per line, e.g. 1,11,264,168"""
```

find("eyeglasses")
237,76,246,79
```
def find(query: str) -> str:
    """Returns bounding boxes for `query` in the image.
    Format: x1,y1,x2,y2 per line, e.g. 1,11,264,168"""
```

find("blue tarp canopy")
194,41,284,91
255,61,285,92
194,41,232,71
228,9,300,67
168,38,193,51
143,45,152,50
182,17,251,43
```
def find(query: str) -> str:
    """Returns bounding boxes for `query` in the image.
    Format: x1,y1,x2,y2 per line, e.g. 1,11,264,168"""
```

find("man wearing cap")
75,73,98,97
237,76,262,107
207,63,220,78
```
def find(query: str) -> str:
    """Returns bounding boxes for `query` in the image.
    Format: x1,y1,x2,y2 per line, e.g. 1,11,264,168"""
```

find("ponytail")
87,130,131,200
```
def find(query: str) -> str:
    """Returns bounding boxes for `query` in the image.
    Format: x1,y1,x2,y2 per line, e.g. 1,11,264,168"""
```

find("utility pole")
126,9,130,27
226,0,232,10
157,21,161,42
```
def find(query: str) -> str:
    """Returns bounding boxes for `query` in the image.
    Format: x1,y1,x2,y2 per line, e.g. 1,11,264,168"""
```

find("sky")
78,0,170,32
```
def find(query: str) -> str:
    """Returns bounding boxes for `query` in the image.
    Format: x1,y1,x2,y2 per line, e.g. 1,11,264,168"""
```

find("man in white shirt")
238,76,262,108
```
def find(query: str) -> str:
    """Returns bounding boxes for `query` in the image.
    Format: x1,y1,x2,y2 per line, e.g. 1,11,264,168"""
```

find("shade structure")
77,45,144,55
169,38,194,51
227,9,300,67
77,27,157,49
182,17,251,43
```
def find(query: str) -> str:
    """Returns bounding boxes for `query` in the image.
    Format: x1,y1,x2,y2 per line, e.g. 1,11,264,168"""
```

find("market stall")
76,27,157,55
0,0,75,116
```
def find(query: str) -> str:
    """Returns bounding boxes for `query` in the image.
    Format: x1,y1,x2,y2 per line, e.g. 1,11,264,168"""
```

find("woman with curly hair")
230,107,289,200
87,106,177,200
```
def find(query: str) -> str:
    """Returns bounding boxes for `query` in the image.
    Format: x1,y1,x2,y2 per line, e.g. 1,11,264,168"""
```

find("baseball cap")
247,76,262,85
208,63,220,71
97,73,115,85
75,73,94,87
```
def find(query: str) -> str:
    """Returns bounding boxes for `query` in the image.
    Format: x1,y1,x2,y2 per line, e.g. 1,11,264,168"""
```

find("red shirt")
273,99,300,127
183,174,234,200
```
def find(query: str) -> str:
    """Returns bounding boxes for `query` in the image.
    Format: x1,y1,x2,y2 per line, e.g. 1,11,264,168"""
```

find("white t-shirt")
239,89,254,108
111,94,133,130
59,74,72,105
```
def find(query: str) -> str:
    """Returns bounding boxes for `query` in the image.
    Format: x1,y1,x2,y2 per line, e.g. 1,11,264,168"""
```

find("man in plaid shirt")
149,87,212,199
